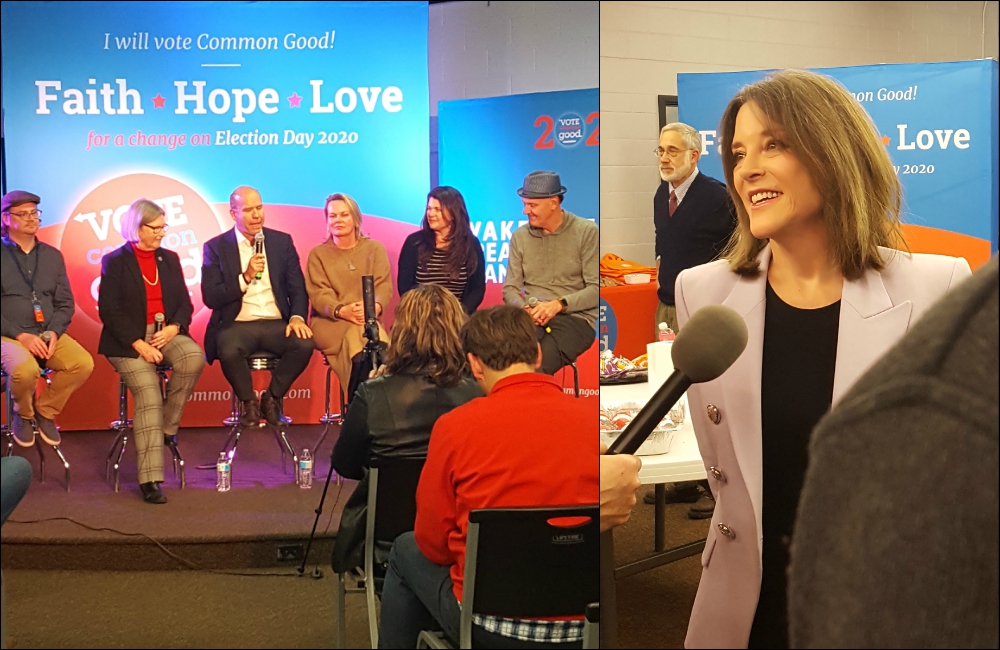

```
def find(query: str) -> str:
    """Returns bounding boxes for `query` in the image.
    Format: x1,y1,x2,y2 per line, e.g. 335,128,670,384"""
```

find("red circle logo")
59,173,227,326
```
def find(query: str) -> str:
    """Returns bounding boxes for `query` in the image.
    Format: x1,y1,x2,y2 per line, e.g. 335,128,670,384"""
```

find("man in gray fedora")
503,171,598,375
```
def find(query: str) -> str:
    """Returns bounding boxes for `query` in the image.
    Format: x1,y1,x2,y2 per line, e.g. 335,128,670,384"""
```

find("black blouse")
749,281,841,649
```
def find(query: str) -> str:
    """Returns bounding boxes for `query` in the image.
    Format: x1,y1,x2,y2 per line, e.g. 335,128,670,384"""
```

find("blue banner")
678,60,999,257
438,89,599,285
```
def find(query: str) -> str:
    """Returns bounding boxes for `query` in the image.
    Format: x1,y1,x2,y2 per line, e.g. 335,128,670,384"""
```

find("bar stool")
1,366,71,491
311,355,345,483
106,364,185,492
215,352,297,477
563,361,581,398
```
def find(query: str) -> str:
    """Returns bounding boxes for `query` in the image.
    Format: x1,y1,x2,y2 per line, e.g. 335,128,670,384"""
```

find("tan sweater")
306,237,393,320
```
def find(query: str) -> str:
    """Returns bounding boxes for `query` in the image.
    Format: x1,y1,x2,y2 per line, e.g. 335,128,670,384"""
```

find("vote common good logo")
59,173,226,325
556,112,585,148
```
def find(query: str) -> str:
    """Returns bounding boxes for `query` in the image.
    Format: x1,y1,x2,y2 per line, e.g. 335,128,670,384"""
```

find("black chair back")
466,505,599,619
369,456,426,542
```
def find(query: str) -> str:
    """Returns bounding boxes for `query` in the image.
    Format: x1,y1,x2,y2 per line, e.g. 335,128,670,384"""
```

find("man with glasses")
201,186,313,428
646,124,736,517
1,190,94,448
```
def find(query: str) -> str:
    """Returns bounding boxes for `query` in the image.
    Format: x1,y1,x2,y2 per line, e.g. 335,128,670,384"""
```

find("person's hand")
150,324,179,349
243,254,266,285
600,442,643,533
339,301,366,326
529,300,563,327
369,364,388,379
133,340,164,364
43,331,58,358
286,318,313,339
16,332,49,359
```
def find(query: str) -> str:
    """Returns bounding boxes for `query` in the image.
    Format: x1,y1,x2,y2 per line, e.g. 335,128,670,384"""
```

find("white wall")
601,0,1000,265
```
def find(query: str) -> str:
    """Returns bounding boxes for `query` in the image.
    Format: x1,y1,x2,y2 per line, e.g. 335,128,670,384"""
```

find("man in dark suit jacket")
201,186,313,428
649,123,736,517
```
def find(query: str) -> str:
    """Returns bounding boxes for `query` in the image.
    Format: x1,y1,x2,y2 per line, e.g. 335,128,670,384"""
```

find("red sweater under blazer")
414,372,599,603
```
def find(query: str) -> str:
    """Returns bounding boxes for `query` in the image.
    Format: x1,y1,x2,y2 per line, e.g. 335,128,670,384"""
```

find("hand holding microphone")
150,312,177,349
607,305,748,456
253,232,265,282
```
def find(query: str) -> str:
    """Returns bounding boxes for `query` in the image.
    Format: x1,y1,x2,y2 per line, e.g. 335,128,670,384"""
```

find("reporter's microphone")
253,232,265,281
154,312,165,333
607,305,748,456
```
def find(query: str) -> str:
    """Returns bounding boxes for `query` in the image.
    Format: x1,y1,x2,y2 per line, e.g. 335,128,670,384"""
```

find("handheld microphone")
607,305,748,456
361,275,379,342
253,232,265,282
527,296,552,334
40,331,52,343
154,312,165,333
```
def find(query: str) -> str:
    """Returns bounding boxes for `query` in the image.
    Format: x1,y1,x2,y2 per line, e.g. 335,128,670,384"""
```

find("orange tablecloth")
600,282,659,360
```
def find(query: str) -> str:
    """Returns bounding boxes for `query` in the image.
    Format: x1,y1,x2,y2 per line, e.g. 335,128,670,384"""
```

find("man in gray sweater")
502,171,598,375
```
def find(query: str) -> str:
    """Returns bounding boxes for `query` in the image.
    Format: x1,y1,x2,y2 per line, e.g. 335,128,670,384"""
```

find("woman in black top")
397,186,486,314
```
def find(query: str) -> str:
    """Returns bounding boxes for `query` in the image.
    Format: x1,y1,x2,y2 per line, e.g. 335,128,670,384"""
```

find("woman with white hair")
98,198,205,504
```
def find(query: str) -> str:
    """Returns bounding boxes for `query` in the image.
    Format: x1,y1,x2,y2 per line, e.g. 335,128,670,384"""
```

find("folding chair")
417,505,600,649
335,456,426,649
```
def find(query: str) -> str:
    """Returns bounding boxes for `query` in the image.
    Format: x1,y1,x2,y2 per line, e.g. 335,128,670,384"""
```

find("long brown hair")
718,69,908,280
385,284,469,387
417,186,480,279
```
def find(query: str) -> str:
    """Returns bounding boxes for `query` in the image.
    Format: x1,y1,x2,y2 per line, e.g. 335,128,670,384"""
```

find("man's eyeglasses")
143,224,169,235
654,147,690,159
7,209,42,221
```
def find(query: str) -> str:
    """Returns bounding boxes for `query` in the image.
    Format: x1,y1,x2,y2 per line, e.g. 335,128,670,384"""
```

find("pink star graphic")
287,92,303,108
152,94,166,109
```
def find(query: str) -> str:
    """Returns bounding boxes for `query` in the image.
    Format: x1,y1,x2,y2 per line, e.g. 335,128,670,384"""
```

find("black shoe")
35,414,61,446
259,390,282,428
140,482,167,504
643,482,703,505
688,490,715,519
239,398,261,428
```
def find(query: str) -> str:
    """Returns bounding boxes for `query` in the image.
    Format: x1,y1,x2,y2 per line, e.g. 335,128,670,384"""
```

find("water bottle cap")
658,322,668,331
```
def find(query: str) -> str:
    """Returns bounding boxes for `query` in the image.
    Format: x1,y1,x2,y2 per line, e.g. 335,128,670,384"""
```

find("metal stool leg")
107,379,132,493
50,445,71,492
572,361,580,398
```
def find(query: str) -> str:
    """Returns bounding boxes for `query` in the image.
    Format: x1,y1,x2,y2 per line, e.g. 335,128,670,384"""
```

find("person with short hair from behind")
98,199,205,504
377,305,598,649
1,190,94,449
503,171,598,375
397,186,486,314
201,186,314,428
678,69,972,649
330,284,482,587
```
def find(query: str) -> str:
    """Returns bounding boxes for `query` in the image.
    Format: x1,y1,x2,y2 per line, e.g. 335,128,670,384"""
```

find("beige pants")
655,302,680,339
1,334,94,420
311,316,389,392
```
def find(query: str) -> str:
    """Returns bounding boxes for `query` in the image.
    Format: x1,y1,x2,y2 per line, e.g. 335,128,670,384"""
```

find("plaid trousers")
108,328,205,484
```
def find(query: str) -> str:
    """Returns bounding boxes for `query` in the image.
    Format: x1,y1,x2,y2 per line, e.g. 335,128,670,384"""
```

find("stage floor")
1,423,352,572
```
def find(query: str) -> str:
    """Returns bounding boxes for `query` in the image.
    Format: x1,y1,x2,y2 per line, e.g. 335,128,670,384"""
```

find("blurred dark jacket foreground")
789,255,999,649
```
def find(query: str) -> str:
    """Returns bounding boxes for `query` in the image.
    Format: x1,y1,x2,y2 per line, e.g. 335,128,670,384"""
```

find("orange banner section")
601,282,659,360
901,224,993,271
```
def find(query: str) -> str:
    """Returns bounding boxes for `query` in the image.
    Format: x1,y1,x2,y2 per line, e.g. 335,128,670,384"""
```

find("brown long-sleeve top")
306,237,393,321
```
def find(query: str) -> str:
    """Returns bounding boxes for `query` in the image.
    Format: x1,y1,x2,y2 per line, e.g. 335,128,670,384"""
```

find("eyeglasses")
654,147,690,159
142,224,169,235
7,209,42,220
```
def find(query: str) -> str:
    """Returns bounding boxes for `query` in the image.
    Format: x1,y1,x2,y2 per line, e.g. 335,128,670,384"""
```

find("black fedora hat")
516,171,567,199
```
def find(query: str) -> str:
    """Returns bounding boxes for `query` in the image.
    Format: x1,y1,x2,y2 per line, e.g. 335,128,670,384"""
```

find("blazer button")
709,466,725,483
717,523,736,539
707,404,722,424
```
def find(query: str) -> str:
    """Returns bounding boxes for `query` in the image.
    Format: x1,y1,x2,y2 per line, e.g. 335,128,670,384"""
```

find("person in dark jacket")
331,283,482,579
397,186,486,315
98,199,205,504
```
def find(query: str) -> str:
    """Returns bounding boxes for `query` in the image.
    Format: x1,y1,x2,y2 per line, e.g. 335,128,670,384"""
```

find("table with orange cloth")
599,281,659,360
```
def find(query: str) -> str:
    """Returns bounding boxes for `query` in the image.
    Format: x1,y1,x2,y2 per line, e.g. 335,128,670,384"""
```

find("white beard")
661,158,694,184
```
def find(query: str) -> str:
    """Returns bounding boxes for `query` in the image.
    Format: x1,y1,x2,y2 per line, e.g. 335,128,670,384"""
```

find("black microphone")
154,312,165,333
253,232,265,281
607,305,749,456
362,275,379,342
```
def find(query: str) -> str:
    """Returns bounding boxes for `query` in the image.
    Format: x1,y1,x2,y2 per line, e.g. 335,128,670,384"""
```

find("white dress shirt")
668,166,700,206
234,226,283,322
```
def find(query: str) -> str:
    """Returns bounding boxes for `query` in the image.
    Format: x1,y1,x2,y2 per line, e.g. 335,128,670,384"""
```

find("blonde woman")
306,193,392,400
98,199,205,504
678,70,972,648
330,284,482,579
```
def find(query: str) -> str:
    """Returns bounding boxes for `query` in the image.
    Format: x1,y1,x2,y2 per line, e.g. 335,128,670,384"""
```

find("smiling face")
425,197,452,238
521,196,562,232
731,102,823,241
658,130,699,184
230,188,265,239
327,199,357,242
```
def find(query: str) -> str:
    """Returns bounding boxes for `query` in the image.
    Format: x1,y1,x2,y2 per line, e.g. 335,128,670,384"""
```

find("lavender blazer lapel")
834,268,912,404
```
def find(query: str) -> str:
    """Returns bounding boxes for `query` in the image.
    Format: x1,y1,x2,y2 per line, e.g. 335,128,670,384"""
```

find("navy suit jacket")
201,227,309,363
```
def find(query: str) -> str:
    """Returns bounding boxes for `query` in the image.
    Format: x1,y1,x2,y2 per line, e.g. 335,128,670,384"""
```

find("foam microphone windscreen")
671,305,749,383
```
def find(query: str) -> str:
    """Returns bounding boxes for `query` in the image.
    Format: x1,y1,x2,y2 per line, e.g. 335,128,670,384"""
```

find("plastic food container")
623,273,651,285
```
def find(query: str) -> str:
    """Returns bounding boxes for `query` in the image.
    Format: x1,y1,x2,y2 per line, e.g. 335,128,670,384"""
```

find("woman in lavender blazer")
677,70,972,649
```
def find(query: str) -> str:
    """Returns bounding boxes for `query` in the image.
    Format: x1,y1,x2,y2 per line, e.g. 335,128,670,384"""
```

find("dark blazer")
201,227,309,363
654,171,736,306
397,231,487,314
98,243,193,359
330,373,483,573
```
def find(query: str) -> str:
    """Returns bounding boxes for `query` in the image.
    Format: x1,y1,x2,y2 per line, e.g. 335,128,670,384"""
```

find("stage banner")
1,0,429,430
677,60,999,268
438,89,600,400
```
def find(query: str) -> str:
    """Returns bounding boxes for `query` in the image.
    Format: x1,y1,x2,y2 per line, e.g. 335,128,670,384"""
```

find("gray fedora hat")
516,171,567,199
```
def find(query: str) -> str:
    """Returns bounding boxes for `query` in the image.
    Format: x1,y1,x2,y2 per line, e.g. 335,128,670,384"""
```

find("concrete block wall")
601,0,1000,265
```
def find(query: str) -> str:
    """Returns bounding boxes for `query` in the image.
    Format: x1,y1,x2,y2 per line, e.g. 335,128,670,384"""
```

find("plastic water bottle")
657,322,675,342
298,449,313,489
216,452,231,492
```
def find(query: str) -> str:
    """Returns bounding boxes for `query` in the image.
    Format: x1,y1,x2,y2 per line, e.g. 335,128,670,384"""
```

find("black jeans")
536,313,595,375
216,319,314,402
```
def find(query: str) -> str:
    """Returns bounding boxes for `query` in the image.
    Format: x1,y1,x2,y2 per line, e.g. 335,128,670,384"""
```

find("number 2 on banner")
534,116,555,149
586,112,599,146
